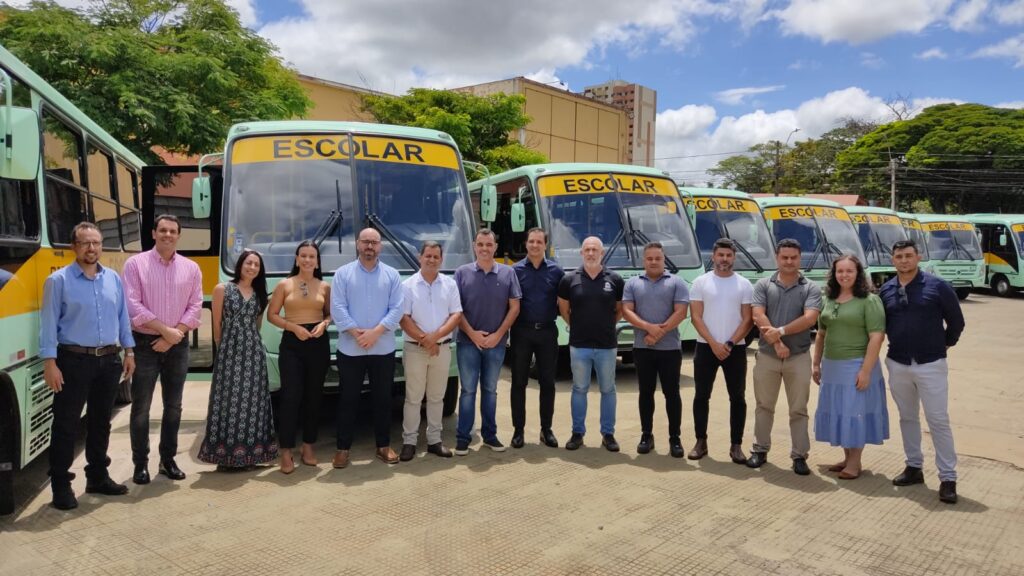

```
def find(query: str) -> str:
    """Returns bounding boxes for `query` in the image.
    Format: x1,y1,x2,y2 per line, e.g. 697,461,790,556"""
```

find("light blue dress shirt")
331,259,404,356
39,261,136,358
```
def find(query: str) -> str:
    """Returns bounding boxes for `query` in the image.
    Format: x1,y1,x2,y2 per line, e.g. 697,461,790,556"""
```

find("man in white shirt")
687,238,754,464
399,241,463,461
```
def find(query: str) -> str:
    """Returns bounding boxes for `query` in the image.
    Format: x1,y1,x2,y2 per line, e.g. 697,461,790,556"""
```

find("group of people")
40,218,965,512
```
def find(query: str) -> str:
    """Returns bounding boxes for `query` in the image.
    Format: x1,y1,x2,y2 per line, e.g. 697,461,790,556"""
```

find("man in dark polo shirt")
511,227,565,448
622,242,690,457
453,228,521,456
747,238,822,475
558,236,625,452
880,239,965,504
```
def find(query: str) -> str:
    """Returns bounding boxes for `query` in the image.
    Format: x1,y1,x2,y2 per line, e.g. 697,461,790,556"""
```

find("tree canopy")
361,88,547,174
0,0,311,164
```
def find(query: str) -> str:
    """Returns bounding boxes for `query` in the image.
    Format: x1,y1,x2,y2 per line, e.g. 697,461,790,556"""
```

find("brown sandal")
828,462,847,472
280,451,295,474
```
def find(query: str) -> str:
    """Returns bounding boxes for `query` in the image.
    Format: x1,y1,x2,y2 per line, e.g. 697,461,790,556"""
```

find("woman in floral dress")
198,249,279,469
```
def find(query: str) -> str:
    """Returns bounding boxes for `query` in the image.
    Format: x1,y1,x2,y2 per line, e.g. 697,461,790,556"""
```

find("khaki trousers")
752,350,812,459
402,343,452,446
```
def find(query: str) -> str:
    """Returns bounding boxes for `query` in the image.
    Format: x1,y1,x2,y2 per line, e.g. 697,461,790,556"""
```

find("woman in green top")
812,255,889,480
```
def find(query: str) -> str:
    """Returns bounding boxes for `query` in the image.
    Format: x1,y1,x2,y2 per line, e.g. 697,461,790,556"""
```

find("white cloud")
949,0,989,31
714,85,786,105
771,0,956,44
524,69,570,92
787,59,822,70
972,33,1024,66
911,97,965,111
994,0,1024,24
860,52,886,68
915,47,949,59
995,100,1024,108
225,0,259,27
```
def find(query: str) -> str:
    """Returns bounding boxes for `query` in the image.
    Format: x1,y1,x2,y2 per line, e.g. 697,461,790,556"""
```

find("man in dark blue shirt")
510,228,564,449
879,239,965,504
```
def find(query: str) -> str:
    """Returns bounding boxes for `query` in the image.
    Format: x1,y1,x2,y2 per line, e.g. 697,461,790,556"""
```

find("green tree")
834,103,1024,213
361,88,547,172
706,143,775,193
0,0,310,164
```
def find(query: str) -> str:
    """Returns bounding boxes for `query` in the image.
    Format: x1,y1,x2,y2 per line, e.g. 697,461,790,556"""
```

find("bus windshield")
901,219,931,261
1014,224,1024,255
852,214,907,266
765,206,865,270
223,134,474,274
924,222,983,261
689,197,775,272
537,173,701,270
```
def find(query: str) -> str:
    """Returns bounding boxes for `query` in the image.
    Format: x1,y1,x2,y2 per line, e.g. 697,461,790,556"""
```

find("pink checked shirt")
123,249,203,335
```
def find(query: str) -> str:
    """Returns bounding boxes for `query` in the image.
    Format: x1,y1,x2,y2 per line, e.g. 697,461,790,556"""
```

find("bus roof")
677,187,754,200
846,206,899,216
915,214,976,224
227,120,463,147
755,196,843,209
0,43,146,168
965,214,1024,225
468,162,672,189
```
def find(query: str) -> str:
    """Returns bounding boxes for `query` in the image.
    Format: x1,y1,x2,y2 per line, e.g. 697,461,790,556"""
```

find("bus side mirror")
0,106,41,180
192,176,212,219
480,184,497,223
999,233,1007,247
511,203,526,232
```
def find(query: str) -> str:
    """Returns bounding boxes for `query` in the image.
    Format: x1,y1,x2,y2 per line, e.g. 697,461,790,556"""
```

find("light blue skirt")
814,358,890,448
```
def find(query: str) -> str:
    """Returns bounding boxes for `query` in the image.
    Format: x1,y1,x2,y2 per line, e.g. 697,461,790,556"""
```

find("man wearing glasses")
879,239,965,504
40,222,136,510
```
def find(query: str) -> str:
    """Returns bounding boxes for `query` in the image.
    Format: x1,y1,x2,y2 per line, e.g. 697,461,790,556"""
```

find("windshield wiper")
873,231,893,262
726,235,764,274
311,210,341,252
630,226,679,274
606,173,637,266
364,213,419,271
602,228,626,266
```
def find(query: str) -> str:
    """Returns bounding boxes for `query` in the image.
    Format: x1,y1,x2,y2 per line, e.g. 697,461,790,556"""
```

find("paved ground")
2,291,1023,575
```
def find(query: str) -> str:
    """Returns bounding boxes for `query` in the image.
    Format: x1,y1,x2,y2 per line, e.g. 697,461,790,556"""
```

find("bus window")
116,161,139,209
86,145,114,199
0,179,39,241
93,196,121,249
119,206,142,251
44,180,88,245
42,110,83,186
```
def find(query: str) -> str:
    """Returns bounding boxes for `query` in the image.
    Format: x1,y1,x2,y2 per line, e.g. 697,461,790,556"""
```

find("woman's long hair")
288,240,323,280
230,249,269,313
825,254,872,299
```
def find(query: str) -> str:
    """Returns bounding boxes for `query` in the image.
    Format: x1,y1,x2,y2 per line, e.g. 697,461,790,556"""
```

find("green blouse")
818,293,886,360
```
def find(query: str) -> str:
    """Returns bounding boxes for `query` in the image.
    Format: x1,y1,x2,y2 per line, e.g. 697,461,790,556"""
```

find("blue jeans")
456,344,506,445
570,347,617,436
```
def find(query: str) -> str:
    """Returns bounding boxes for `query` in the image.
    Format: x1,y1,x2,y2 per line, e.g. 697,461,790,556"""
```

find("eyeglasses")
897,285,908,307
299,281,308,298
75,241,101,248
359,240,380,246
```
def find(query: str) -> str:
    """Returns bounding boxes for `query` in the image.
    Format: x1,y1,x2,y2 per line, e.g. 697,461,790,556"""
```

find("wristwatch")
778,326,787,336
725,340,735,349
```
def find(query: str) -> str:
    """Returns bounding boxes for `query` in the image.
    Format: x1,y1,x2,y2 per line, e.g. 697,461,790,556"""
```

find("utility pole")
890,157,897,211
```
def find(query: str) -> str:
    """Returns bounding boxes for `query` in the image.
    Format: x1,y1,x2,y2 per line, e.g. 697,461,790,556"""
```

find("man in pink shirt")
122,214,203,485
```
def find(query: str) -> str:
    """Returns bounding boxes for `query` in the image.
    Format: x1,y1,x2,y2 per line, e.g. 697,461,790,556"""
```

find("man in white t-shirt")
687,238,753,464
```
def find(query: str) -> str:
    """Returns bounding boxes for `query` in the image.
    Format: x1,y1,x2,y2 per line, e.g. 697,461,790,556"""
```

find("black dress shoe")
427,443,453,458
636,434,654,454
85,477,129,496
792,457,811,476
893,466,925,486
938,480,957,504
511,429,525,449
746,451,767,468
669,437,684,458
159,458,186,481
399,444,416,462
51,488,78,511
687,439,708,460
565,433,584,451
729,444,747,464
601,434,620,453
133,465,150,485
540,429,559,448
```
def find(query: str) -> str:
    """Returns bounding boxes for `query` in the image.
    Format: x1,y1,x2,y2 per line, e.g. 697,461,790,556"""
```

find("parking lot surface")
2,292,1023,575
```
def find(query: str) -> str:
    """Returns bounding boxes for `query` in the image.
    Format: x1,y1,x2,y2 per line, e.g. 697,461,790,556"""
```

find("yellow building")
296,74,378,122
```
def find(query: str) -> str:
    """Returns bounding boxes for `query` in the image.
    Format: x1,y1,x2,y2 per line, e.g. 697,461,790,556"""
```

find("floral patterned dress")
198,282,279,467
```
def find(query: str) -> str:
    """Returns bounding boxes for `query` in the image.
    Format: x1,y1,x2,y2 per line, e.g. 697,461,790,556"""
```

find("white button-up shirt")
402,271,462,342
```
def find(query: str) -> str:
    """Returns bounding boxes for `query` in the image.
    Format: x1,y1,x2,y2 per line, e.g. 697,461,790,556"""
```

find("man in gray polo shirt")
747,238,822,475
622,242,690,457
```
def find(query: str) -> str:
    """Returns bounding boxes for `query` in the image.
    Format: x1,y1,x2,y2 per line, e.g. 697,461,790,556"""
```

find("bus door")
140,165,223,371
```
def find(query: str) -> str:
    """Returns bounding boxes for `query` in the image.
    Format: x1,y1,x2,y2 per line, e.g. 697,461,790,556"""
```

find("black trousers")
510,323,558,432
278,326,330,448
49,350,121,489
692,342,747,445
335,351,395,450
634,348,683,439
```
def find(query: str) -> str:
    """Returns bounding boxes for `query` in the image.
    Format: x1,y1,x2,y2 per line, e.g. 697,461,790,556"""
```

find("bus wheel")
955,288,971,301
115,378,133,405
992,275,1013,298
443,376,458,417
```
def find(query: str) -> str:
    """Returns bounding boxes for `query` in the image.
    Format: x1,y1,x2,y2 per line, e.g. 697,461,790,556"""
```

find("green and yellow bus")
1,44,147,513
677,187,776,283
916,214,985,300
966,214,1024,297
897,212,934,274
467,163,704,344
846,206,909,286
756,197,866,284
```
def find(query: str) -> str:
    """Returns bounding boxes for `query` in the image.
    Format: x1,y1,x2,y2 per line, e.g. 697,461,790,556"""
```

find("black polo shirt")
558,266,624,349
513,257,564,325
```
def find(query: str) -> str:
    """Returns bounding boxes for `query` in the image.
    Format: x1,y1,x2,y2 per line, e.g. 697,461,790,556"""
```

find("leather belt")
517,322,555,330
405,338,453,347
58,344,121,357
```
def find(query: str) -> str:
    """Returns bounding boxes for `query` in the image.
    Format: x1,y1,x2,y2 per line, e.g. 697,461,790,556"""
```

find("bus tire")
992,275,1013,298
955,288,971,301
115,377,133,405
443,376,458,417
1,376,20,516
